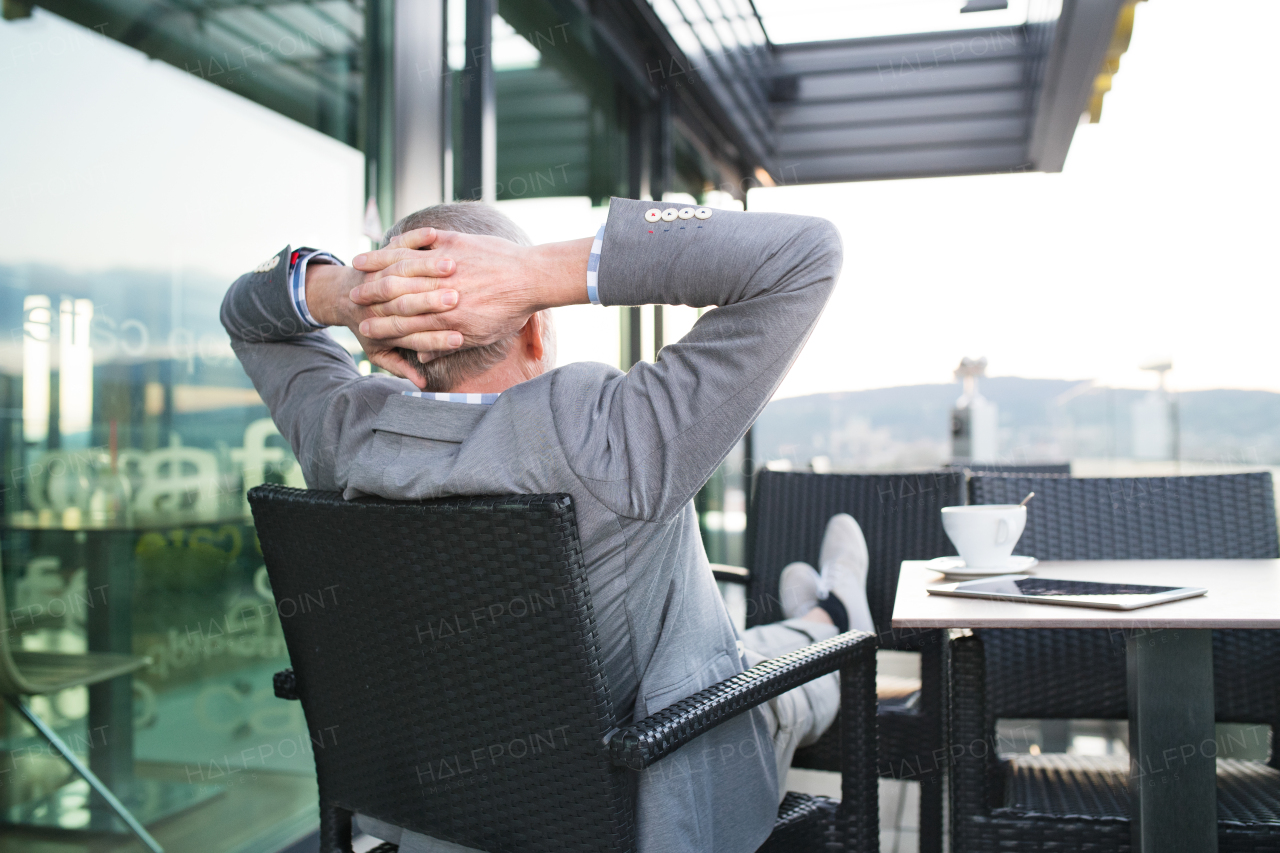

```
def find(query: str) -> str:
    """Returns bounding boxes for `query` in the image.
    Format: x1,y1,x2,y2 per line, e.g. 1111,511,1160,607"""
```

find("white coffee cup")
940,505,1027,568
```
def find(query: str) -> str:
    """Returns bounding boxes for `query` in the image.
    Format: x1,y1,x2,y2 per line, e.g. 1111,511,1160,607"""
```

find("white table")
892,558,1280,853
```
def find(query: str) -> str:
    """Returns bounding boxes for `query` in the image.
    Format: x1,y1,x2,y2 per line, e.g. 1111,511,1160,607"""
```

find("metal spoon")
1019,492,1035,507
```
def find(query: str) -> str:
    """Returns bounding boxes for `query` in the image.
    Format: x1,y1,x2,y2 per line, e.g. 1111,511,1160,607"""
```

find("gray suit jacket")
221,197,842,853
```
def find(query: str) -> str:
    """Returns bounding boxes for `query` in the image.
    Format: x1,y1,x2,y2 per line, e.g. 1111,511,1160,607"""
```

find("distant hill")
755,379,1280,471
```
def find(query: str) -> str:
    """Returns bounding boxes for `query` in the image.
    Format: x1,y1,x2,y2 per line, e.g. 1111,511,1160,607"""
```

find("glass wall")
35,0,371,148
0,7,367,850
447,0,632,205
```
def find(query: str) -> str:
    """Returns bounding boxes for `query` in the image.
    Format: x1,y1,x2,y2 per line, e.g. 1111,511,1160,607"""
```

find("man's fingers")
350,246,413,273
378,330,465,352
350,270,454,305
368,351,428,390
351,245,456,276
366,256,457,285
379,227,437,252
377,288,458,318
358,312,462,343
361,285,458,318
392,226,439,251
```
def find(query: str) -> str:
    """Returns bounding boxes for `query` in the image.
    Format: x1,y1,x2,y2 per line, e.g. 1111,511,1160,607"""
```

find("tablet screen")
960,577,1181,597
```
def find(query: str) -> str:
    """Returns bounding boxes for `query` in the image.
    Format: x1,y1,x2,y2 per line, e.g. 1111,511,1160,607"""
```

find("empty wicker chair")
952,472,1280,852
945,463,1071,475
248,485,882,853
742,470,964,853
0,558,162,852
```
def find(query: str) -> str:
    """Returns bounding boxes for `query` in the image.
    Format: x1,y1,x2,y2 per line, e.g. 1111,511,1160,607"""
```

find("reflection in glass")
22,295,51,446
39,0,367,147
58,298,93,448
0,8,364,848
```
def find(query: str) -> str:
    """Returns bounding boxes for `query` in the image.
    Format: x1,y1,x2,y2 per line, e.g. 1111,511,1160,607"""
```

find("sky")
1,0,1276,399
752,0,1280,398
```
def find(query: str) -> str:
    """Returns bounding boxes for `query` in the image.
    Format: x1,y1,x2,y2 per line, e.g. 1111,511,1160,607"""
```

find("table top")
892,559,1280,629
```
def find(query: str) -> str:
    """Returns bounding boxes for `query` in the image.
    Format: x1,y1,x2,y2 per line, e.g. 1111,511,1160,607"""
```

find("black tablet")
927,575,1207,611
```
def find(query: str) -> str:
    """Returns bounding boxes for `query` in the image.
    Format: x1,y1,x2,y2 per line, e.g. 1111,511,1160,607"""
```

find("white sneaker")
779,562,821,619
817,514,876,633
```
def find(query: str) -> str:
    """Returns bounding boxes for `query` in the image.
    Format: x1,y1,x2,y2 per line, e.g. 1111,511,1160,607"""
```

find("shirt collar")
402,391,500,405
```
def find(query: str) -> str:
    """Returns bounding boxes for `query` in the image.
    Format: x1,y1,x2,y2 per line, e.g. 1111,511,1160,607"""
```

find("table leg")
1126,627,1217,853
86,531,135,810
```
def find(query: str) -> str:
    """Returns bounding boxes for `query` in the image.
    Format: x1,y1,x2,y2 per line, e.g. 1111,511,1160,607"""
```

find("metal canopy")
764,0,1128,184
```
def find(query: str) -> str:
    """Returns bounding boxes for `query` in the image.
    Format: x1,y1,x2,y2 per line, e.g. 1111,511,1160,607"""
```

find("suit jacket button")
660,208,679,222
645,208,662,223
694,207,712,220
678,208,695,220
253,254,281,273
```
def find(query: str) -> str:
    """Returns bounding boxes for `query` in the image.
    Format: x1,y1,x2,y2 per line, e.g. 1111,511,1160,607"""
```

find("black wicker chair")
951,472,1280,852
945,463,1071,475
743,470,965,853
248,485,881,853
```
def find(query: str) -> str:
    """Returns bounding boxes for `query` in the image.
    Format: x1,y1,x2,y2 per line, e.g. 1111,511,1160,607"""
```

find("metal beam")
394,0,446,217
365,0,397,233
460,0,495,201
771,27,1028,76
1026,0,1126,172
1126,628,1218,853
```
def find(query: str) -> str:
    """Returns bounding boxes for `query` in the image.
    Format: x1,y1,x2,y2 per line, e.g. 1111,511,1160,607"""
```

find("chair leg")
917,775,943,853
8,697,163,853
319,801,354,853
837,642,881,852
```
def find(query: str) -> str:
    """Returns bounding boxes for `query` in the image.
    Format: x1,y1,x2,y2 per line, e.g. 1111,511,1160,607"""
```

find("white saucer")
922,555,1039,580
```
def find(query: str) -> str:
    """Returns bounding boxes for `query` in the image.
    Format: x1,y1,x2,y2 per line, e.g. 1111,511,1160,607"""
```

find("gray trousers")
740,617,842,802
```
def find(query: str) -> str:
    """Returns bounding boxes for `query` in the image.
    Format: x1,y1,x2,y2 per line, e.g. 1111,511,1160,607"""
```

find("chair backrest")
970,472,1279,560
969,472,1280,727
948,463,1071,475
745,470,963,648
248,486,635,853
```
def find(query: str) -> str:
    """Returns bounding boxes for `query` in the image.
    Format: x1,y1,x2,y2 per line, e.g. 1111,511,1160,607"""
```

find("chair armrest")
607,630,875,770
710,563,751,585
274,668,299,700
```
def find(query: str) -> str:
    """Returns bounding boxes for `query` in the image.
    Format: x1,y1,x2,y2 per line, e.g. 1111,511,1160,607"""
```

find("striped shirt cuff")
402,391,500,405
586,224,605,305
289,248,344,329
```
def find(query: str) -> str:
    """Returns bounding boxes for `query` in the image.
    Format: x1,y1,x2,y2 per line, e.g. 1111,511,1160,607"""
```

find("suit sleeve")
551,197,843,523
220,246,415,487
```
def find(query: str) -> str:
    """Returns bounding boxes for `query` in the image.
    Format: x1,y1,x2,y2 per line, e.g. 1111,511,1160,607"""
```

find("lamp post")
951,356,998,464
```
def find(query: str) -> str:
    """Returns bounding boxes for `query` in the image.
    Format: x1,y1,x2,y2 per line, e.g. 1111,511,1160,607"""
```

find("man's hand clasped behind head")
303,209,591,391
350,227,536,353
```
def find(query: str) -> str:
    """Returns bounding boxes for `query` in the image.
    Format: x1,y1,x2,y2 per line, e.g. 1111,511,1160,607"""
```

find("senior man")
221,198,870,853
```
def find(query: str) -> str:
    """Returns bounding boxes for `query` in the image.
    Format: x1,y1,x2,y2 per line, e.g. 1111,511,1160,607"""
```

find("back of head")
383,202,535,392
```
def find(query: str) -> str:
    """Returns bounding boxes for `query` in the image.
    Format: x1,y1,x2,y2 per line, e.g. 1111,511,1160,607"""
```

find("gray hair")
383,202,554,391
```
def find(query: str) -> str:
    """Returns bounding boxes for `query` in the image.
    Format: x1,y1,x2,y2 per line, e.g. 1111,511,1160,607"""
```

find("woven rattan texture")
1002,753,1280,825
970,473,1278,561
609,631,875,769
273,667,297,700
746,470,963,643
249,486,635,853
970,472,1280,726
836,637,883,853
953,463,1071,475
950,635,1280,853
756,792,840,852
745,471,957,852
